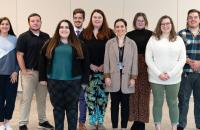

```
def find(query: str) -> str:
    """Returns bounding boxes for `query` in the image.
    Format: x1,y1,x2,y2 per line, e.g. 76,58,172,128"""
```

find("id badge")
118,62,123,70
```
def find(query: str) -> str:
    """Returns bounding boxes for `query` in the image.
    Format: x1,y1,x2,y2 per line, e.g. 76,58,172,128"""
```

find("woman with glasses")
127,12,152,130
145,15,186,130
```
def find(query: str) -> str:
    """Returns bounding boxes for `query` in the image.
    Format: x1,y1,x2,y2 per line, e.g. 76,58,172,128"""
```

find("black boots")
130,121,145,130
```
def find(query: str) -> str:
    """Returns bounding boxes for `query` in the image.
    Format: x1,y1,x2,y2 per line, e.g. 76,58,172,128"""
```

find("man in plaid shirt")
178,9,200,130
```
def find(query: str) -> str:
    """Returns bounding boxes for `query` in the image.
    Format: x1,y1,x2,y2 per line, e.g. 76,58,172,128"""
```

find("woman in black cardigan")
39,19,89,130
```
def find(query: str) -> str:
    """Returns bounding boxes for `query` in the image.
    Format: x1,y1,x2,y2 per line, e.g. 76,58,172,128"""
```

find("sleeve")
130,40,138,79
103,40,111,78
16,34,26,53
145,37,162,76
80,42,90,84
167,37,186,77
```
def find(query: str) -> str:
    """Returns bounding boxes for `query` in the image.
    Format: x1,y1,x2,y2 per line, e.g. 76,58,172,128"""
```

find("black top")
80,29,115,67
119,46,124,63
126,29,152,54
16,30,50,70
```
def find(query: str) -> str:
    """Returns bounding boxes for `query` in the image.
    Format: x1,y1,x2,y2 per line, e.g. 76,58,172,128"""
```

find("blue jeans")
178,73,200,128
0,75,18,122
79,88,87,123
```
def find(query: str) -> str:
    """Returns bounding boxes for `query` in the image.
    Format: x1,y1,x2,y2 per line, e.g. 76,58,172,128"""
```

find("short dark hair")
73,8,85,19
28,13,41,22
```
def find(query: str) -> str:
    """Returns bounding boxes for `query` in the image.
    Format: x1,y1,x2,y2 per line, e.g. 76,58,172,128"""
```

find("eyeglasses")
188,16,199,20
136,20,145,23
161,22,171,26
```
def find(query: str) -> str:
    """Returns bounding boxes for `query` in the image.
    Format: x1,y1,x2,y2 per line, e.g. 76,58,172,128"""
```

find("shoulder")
175,36,185,44
106,37,116,45
178,29,187,36
8,34,17,40
18,31,29,39
40,31,50,38
126,30,134,37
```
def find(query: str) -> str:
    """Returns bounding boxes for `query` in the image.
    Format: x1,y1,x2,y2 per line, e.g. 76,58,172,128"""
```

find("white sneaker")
0,125,5,130
5,123,13,130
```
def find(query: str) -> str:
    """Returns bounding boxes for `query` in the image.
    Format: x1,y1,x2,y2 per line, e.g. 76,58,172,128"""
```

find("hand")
129,79,135,87
159,72,169,81
21,69,33,76
90,64,99,72
190,60,200,71
186,58,193,65
10,72,18,84
81,84,87,90
105,78,111,87
40,81,47,86
98,64,104,72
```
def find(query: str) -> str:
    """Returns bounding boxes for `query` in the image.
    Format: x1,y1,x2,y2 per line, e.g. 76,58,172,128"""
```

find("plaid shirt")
178,28,200,73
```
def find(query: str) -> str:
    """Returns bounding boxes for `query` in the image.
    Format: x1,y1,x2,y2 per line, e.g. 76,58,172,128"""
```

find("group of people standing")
0,7,199,130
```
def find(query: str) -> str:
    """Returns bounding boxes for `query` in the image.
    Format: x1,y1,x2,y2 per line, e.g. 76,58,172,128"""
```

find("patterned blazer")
104,36,138,94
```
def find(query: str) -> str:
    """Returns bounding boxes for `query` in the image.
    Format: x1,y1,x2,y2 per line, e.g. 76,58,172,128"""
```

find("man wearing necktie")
73,8,87,130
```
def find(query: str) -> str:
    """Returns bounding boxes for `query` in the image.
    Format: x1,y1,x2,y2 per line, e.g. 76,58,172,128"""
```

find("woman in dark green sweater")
39,19,89,130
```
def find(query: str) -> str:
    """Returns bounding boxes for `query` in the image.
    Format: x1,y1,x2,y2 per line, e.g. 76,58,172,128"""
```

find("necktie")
76,30,80,37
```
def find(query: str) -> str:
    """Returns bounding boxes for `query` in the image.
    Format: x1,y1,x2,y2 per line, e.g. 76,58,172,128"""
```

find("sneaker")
97,124,106,130
89,125,97,130
177,126,184,130
19,125,28,130
79,123,87,130
38,121,54,130
5,123,13,130
0,125,5,130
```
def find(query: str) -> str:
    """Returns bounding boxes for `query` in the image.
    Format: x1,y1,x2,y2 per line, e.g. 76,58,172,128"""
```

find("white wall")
0,0,200,36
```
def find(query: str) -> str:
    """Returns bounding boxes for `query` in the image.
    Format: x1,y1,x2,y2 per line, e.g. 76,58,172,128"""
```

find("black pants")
0,75,17,122
110,90,130,128
48,79,81,130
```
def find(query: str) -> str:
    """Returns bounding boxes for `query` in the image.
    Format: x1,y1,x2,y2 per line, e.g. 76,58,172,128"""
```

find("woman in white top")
145,15,186,130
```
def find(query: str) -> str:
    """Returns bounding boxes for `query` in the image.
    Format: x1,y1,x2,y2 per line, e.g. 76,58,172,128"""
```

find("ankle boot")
139,122,145,130
130,121,139,130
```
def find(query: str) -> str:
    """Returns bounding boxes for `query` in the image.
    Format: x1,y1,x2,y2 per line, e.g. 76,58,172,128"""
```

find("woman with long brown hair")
80,9,115,130
0,17,18,130
145,15,186,130
39,19,89,130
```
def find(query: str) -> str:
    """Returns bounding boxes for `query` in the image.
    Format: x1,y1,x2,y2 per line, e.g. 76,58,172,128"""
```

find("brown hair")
28,13,41,22
73,8,85,20
45,19,83,59
133,12,148,29
114,18,127,28
83,9,112,40
154,15,177,42
0,17,15,36
187,9,200,27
